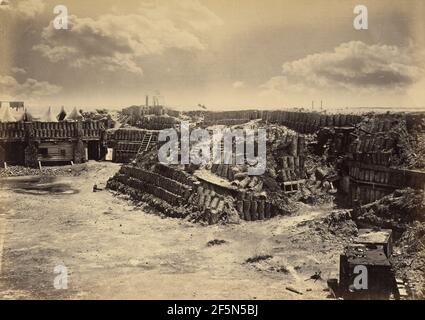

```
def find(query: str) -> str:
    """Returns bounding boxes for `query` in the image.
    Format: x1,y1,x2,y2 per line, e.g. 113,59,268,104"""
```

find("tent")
40,106,58,122
0,102,17,122
64,107,83,121
18,108,35,122
57,106,67,121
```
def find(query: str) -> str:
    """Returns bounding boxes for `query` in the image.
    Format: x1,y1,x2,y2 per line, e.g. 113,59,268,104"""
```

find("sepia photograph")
0,0,424,309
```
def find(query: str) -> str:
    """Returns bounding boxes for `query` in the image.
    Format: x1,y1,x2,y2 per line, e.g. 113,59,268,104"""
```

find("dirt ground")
0,162,342,300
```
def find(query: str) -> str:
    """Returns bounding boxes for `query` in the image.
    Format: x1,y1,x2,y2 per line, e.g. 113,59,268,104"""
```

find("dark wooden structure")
0,121,106,167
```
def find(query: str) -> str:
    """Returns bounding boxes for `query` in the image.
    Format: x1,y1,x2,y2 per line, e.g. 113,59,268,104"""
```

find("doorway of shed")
87,141,100,160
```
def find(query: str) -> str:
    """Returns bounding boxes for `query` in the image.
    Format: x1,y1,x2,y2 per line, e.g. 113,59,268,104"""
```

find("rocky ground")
0,162,345,299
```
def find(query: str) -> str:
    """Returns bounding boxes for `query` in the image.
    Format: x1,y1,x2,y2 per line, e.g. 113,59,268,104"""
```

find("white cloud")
11,67,27,75
0,0,44,17
34,0,222,75
232,81,245,89
261,41,423,97
0,75,62,100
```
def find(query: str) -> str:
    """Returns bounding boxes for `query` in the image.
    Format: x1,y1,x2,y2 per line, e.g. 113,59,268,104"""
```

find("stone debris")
0,164,88,177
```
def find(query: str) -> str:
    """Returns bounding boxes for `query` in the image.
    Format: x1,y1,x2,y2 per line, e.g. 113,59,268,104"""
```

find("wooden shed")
37,142,74,163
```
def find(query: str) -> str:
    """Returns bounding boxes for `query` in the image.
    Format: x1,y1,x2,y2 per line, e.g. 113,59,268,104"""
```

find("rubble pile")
300,210,358,241
347,187,425,298
106,123,300,224
296,153,338,205
275,129,340,206
353,188,425,233
107,158,297,224
409,133,425,170
267,125,306,184
315,112,425,206
406,113,425,170
107,110,424,230
107,160,199,220
107,155,246,224
187,190,241,224
392,221,425,298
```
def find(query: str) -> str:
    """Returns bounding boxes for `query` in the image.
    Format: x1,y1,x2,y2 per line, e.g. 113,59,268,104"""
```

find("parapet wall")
109,128,147,142
341,113,424,204
262,111,362,133
107,128,159,163
203,110,362,133
0,121,104,141
136,115,179,130
347,161,425,204
204,110,261,122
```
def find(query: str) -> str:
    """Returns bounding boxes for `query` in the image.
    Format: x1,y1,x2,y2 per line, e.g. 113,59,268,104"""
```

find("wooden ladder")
137,132,153,154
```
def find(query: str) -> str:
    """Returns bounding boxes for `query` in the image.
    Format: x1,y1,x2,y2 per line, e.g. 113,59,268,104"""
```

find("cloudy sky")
0,0,424,111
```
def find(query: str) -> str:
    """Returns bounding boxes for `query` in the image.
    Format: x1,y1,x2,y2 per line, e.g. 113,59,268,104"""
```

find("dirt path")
0,162,340,300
